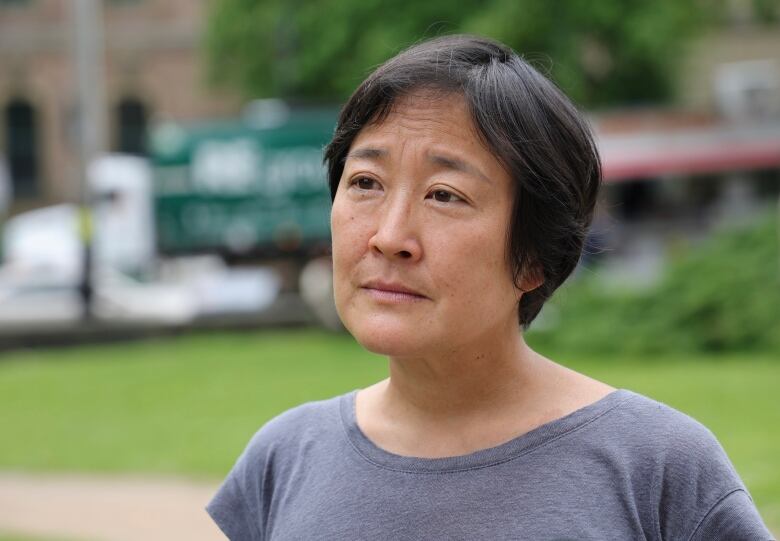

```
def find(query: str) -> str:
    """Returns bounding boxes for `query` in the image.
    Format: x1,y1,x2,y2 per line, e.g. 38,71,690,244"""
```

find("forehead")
350,91,491,159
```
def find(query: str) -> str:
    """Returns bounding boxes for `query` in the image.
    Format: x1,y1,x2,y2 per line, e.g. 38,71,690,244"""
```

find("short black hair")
324,34,601,329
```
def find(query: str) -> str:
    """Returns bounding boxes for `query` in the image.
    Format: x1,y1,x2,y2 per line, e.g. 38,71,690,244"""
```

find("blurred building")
589,5,780,290
679,28,780,117
0,0,241,213
1,0,779,221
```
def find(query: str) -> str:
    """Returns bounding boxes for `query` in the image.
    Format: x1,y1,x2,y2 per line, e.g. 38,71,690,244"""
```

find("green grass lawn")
0,329,778,531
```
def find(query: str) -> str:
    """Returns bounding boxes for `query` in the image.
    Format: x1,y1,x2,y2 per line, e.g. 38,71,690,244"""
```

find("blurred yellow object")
77,205,93,242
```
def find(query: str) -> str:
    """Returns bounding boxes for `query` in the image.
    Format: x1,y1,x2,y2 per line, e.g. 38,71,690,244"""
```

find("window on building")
612,180,658,221
114,97,148,156
3,98,39,198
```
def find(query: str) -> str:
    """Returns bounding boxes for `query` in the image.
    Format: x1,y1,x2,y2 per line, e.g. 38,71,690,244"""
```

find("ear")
515,264,544,300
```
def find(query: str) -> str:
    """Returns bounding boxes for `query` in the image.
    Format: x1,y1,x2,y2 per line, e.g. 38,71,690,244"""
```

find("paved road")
0,472,225,541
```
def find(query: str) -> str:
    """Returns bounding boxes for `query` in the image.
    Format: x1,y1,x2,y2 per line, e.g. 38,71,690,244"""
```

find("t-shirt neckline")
339,387,632,473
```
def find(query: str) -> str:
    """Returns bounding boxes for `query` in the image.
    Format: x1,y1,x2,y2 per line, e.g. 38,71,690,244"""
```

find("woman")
207,35,772,540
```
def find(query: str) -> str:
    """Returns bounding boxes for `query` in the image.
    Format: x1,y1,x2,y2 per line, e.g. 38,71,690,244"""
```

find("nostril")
398,250,412,258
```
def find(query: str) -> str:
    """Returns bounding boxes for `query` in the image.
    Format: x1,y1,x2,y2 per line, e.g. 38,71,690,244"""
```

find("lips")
361,280,428,299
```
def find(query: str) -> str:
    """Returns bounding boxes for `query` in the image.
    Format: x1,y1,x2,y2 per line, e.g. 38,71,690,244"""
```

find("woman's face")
331,91,524,357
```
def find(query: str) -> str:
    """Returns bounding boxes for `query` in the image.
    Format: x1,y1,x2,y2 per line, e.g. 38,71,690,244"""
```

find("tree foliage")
529,212,780,356
205,0,713,107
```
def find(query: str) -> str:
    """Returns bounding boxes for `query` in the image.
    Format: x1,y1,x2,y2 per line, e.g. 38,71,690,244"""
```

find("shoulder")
241,392,346,464
608,391,741,484
613,390,717,446
605,390,731,459
578,390,741,497
220,391,348,495
608,390,763,538
206,392,349,540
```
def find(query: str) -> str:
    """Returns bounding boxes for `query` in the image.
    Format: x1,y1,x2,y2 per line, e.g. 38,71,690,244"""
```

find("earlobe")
521,275,544,293
515,265,544,298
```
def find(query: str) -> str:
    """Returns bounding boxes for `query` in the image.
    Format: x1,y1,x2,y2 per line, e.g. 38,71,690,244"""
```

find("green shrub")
529,212,780,356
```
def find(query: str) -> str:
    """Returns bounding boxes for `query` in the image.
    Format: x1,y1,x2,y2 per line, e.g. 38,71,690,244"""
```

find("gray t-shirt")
207,389,773,540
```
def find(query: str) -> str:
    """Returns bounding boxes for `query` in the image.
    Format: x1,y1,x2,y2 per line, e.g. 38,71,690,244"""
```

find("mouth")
360,280,429,302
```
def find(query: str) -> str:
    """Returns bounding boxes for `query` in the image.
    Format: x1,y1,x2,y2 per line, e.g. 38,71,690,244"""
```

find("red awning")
595,116,780,182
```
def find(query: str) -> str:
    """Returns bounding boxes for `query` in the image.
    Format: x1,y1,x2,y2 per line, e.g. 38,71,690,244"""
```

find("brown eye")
354,177,378,190
434,190,451,202
429,189,462,203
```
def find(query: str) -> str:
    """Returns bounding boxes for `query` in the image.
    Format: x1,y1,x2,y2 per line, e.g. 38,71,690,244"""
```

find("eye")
427,189,463,204
350,176,381,191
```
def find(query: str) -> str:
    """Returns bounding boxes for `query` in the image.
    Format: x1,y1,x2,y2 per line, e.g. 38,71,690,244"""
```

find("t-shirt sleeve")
206,442,265,541
653,408,774,540
688,489,775,541
207,466,263,541
205,405,308,540
206,422,273,541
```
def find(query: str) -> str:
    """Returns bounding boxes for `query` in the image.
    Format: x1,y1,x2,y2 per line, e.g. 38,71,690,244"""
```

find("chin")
342,314,432,358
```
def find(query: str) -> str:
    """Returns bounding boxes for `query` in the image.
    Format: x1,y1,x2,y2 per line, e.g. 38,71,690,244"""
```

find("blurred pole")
72,0,106,320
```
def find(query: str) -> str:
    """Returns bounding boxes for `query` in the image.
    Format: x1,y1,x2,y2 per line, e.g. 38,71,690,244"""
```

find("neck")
380,329,546,423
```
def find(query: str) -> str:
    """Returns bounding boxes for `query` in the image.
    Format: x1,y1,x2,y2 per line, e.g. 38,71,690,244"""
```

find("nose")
367,195,422,261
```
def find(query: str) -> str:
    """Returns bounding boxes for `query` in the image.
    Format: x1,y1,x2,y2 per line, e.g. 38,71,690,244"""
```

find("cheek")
434,225,516,310
330,196,372,297
331,199,364,261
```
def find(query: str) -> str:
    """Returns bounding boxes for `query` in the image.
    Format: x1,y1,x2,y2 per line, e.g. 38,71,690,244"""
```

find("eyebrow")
345,147,387,162
344,146,490,183
428,153,490,183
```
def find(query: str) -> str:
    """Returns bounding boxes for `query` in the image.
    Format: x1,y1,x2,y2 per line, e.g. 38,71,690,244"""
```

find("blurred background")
0,0,778,539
